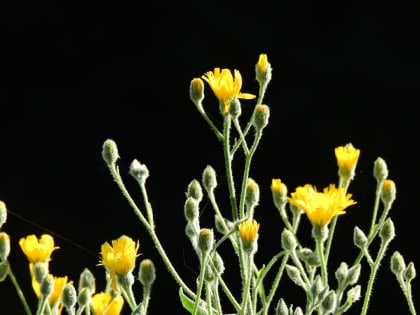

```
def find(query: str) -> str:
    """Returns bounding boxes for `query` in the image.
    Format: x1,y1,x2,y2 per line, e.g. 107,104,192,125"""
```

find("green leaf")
179,288,208,315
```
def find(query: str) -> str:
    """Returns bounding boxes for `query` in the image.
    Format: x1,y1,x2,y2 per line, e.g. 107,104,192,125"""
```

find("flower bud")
238,220,260,254
281,229,297,251
138,259,156,288
294,306,304,315
346,264,361,286
245,178,260,209
275,298,288,315
335,262,349,284
253,104,270,130
202,165,217,193
229,98,242,118
214,215,232,235
129,159,150,184
373,157,388,183
403,262,416,283
347,285,361,302
353,226,368,249
381,179,396,209
198,229,214,254
62,283,77,309
285,265,305,288
77,287,91,307
391,251,406,277
0,232,10,260
271,179,288,210
212,252,225,276
187,179,203,202
0,201,7,228
40,274,54,297
32,262,48,284
310,275,325,298
297,248,320,266
380,218,395,244
184,197,199,222
255,53,272,87
321,290,336,314
78,268,96,293
189,78,205,107
102,139,119,166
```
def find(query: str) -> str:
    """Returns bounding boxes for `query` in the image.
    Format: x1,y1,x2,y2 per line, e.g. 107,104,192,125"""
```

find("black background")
1,1,419,314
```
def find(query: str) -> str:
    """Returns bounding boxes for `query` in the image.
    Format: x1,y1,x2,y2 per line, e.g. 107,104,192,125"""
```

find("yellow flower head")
288,184,356,226
91,292,124,315
238,219,260,244
202,68,256,114
19,234,59,263
271,178,287,195
257,54,269,73
100,235,139,275
334,144,360,180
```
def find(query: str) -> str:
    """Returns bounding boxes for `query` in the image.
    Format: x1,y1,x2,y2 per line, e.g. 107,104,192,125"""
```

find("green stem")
193,252,209,315
6,263,33,315
405,283,417,315
316,234,328,286
108,163,195,299
241,252,254,315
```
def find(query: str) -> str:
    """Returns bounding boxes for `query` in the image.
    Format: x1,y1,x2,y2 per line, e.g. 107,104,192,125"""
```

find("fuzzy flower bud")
347,285,361,302
187,179,203,202
229,97,242,118
202,165,217,193
0,201,7,228
198,229,214,254
245,178,260,209
40,274,54,298
271,178,288,210
403,262,416,283
335,262,349,284
129,159,150,184
294,307,304,315
253,104,270,130
321,290,336,314
380,218,395,244
381,179,396,208
391,251,406,277
78,268,96,293
297,248,320,266
256,53,272,87
62,283,77,309
102,139,119,166
138,259,156,288
184,197,199,222
346,264,361,286
281,229,297,251
32,262,48,284
189,78,205,107
77,287,91,307
353,226,368,249
285,265,305,288
275,298,288,315
0,232,10,260
373,157,388,183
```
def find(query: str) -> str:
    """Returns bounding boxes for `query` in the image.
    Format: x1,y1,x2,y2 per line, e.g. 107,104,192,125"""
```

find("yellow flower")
100,235,139,275
271,178,287,195
202,68,256,114
257,54,269,73
238,219,260,244
288,184,356,226
31,273,69,314
335,144,360,180
91,292,124,315
19,234,59,263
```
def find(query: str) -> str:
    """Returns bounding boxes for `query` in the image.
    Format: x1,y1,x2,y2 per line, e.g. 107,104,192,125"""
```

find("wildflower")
202,68,255,115
381,179,396,208
253,104,270,130
255,53,272,87
334,144,360,182
238,219,260,253
271,178,288,209
288,184,356,227
91,292,124,315
19,234,59,263
100,235,139,290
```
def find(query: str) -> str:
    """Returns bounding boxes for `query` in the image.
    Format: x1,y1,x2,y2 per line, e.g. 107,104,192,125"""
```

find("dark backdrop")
1,1,419,314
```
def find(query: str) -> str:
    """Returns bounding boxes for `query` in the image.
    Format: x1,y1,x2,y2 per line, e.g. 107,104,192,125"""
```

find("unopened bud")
255,53,272,87
381,179,396,208
40,274,54,297
321,290,336,314
198,229,214,254
281,229,297,251
62,283,77,309
403,262,416,282
102,139,119,166
184,197,199,222
32,262,48,284
229,98,242,118
212,253,225,275
294,307,304,315
335,262,349,284
297,248,320,266
189,78,205,107
77,287,91,307
353,226,368,249
373,157,388,182
129,159,149,184
253,104,270,130
285,265,305,288
380,218,395,244
79,268,96,293
391,251,406,277
271,179,288,209
346,264,361,286
245,178,260,209
187,179,203,202
0,232,10,260
347,285,361,302
275,298,288,315
138,259,156,288
202,165,217,193
310,275,325,298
